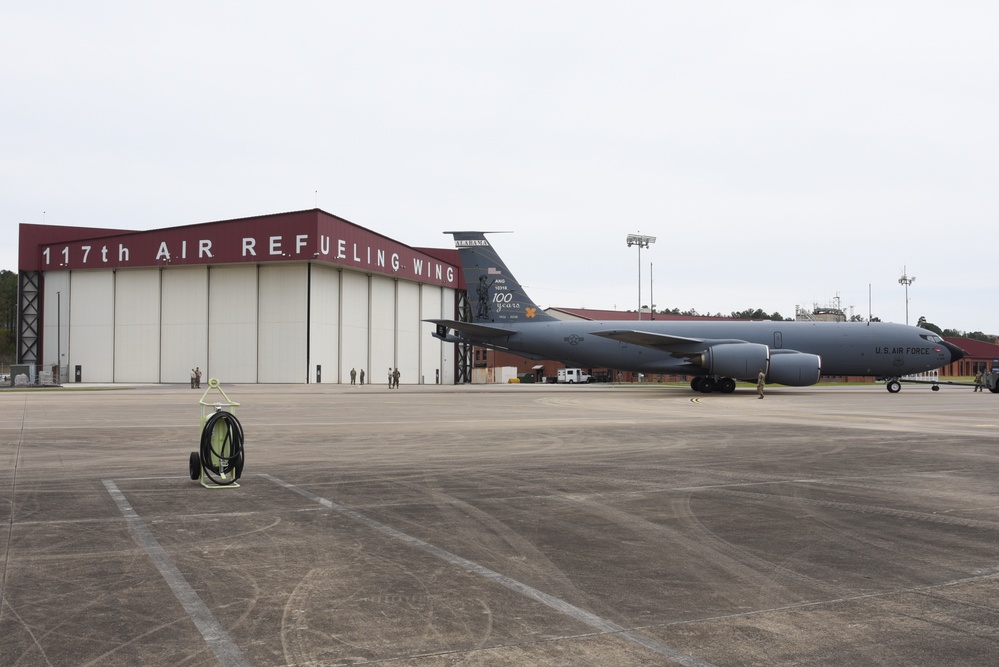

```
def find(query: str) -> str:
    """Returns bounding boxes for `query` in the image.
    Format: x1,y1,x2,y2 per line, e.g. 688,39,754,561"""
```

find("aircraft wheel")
189,451,201,480
699,377,716,393
886,380,901,393
931,384,940,391
990,386,999,394
690,377,703,392
718,377,737,394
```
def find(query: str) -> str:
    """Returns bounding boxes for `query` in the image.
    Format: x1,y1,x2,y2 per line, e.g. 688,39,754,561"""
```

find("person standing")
195,367,202,389
756,370,765,399
974,370,984,392
191,368,196,389
388,367,394,388
359,369,365,385
393,367,400,389
350,368,357,385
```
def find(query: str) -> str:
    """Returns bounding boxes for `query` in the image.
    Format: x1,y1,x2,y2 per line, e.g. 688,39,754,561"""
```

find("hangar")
16,209,466,385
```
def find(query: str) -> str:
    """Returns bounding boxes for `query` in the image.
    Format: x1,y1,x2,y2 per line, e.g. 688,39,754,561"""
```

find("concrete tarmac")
1,381,998,666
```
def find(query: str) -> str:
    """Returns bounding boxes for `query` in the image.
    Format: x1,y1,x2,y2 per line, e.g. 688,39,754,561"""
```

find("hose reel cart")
189,378,245,488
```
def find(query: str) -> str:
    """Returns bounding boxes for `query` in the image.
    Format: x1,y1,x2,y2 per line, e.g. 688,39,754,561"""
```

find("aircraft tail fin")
447,232,555,323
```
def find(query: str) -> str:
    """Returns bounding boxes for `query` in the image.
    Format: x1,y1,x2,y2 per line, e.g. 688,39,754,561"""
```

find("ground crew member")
359,369,365,385
350,368,356,385
388,367,393,388
757,370,765,399
974,370,983,392
393,367,400,388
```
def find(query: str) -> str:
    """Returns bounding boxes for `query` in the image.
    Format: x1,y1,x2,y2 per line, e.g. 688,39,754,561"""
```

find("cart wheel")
235,451,244,480
189,451,201,480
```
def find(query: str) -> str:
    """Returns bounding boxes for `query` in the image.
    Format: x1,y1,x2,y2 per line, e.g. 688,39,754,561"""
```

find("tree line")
0,270,16,362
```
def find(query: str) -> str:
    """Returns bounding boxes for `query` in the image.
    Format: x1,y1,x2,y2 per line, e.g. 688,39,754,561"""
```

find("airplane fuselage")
431,231,965,393
464,319,950,379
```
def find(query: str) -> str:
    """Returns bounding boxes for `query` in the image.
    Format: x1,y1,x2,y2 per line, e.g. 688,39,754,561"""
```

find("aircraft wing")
426,319,515,339
591,329,751,354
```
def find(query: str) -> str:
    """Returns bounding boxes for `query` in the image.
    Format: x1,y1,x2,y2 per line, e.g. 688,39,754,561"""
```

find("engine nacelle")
694,343,770,379
768,350,822,386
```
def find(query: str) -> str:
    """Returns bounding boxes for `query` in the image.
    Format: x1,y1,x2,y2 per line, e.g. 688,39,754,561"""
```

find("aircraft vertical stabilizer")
447,232,556,324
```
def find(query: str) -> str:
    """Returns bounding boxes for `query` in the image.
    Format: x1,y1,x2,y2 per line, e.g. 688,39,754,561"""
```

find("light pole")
626,234,656,320
898,266,915,325
57,291,61,383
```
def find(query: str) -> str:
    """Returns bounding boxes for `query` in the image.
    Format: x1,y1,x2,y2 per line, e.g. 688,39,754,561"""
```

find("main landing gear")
690,376,737,394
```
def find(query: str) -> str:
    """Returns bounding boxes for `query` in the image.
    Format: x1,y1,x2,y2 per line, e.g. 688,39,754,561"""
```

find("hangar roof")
19,209,461,289
944,337,999,360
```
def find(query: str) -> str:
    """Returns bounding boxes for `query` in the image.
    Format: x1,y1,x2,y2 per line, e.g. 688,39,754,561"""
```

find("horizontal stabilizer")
426,319,515,339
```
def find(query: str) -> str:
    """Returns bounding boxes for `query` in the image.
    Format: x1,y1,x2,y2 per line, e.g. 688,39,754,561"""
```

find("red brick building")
939,337,999,377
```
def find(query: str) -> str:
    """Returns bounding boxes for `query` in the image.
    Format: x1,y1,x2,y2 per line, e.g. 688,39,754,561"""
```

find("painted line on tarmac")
103,480,252,667
262,473,717,667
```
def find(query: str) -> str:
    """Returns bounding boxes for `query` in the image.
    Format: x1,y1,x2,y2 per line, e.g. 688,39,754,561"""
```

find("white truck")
557,368,591,384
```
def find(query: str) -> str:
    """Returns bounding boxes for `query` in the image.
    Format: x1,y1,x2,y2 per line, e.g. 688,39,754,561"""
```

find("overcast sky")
4,2,997,333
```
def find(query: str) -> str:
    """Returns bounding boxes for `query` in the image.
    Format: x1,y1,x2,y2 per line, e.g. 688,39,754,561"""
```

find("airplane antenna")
898,266,915,325
626,233,656,320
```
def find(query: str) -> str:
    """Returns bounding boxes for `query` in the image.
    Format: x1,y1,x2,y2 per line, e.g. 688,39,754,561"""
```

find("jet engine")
692,343,770,379
768,350,821,386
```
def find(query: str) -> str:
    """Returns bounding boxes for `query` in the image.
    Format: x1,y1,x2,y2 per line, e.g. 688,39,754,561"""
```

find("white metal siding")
208,265,258,383
370,275,396,384
114,269,161,382
420,284,450,385
42,271,70,377
308,265,340,383
397,281,420,383
161,267,209,383
340,270,369,384
69,271,115,382
44,256,457,385
441,287,455,384
258,264,308,383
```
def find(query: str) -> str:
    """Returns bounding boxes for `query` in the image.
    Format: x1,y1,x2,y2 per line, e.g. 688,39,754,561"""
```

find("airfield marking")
0,394,28,610
103,480,253,667
261,473,718,667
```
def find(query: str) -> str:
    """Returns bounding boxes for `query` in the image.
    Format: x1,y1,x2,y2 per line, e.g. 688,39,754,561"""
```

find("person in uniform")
974,370,984,392
350,368,356,385
393,367,400,388
359,369,365,385
757,370,765,399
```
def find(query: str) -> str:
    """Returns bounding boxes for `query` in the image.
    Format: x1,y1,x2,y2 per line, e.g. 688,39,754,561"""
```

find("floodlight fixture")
626,233,656,248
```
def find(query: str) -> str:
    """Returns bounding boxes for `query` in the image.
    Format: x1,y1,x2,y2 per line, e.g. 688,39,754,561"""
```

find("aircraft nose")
942,340,966,362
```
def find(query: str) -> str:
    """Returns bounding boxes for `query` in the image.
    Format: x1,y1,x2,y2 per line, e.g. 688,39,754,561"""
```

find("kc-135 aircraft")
429,232,966,394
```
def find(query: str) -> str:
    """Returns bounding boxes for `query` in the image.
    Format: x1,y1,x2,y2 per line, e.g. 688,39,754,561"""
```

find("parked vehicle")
557,368,592,384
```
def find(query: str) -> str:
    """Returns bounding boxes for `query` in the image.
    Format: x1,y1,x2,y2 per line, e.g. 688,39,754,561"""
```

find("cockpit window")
921,334,942,343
